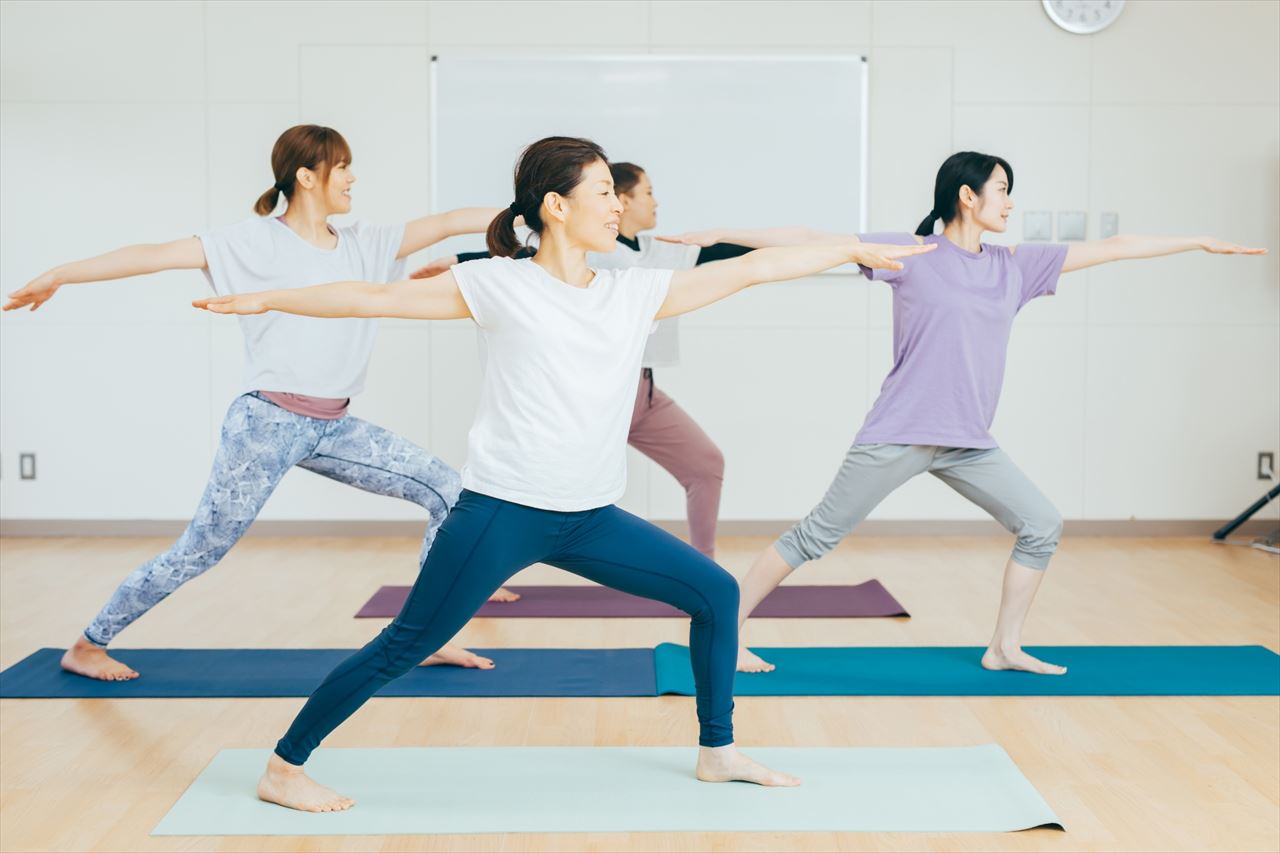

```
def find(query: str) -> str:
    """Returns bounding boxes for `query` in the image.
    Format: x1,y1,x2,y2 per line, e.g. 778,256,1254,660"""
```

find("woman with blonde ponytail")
5,124,514,681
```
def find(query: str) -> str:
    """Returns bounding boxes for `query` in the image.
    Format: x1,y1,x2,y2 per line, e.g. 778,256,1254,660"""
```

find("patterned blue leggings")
83,393,461,646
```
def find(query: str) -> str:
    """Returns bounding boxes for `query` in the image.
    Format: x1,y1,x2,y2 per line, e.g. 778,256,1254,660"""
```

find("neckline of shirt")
272,216,342,254
520,257,601,291
932,233,989,260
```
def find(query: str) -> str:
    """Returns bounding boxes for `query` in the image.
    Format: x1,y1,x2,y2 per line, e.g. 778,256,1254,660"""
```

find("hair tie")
274,180,289,193
508,201,521,215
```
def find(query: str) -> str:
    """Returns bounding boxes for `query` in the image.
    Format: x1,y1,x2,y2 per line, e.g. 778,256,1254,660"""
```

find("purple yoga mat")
355,580,909,619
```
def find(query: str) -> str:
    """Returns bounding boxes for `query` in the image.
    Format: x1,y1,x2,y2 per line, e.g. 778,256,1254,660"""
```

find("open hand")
410,255,458,280
4,271,60,312
655,230,724,248
1200,238,1267,256
851,241,937,271
193,294,270,315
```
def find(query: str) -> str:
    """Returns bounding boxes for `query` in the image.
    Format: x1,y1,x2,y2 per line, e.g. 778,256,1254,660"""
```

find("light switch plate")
1100,211,1119,238
1058,211,1086,241
1024,211,1053,241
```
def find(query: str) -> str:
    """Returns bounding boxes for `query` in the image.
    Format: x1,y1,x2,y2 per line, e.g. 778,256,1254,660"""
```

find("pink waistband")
258,391,349,420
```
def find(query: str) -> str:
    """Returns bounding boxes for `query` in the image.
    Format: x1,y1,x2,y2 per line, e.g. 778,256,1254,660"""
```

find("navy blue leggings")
275,490,740,763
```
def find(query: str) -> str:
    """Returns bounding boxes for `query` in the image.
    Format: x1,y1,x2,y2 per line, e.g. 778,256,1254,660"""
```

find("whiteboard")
429,55,867,259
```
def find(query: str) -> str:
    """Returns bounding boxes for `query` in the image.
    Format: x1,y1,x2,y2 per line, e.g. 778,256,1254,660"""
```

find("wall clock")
1043,0,1126,35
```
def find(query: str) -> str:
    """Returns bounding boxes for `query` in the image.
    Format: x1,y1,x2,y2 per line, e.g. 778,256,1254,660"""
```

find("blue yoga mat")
653,643,1280,696
0,648,653,698
4,644,1276,699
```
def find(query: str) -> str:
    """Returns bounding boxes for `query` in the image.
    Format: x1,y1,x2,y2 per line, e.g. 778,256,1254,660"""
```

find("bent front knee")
690,569,740,625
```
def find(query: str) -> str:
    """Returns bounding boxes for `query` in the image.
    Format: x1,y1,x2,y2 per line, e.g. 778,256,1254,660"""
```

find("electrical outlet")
1024,211,1053,241
1259,452,1276,481
19,453,36,480
1100,212,1119,238
1057,211,1087,241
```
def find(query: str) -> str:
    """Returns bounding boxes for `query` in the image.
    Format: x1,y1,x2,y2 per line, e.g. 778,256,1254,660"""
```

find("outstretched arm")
1061,234,1265,273
397,208,506,259
658,226,856,250
193,271,471,321
5,237,206,312
656,241,934,320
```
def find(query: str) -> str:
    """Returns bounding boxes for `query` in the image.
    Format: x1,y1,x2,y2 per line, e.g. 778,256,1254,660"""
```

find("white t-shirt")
200,217,406,398
589,236,699,368
452,257,673,511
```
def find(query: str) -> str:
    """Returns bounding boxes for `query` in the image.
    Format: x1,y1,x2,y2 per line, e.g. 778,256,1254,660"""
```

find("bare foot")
696,744,800,787
419,643,495,669
487,587,521,603
257,753,354,813
737,646,775,673
982,644,1067,675
60,636,139,681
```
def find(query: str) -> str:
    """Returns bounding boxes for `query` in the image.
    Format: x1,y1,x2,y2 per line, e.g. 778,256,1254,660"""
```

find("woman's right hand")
850,241,936,271
4,270,61,312
193,294,270,315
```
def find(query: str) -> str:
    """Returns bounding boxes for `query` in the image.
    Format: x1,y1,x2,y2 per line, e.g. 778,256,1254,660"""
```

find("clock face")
1042,0,1126,34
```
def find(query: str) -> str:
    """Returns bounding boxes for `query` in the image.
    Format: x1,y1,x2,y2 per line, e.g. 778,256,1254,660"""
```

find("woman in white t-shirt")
197,135,932,812
420,162,753,561
4,124,513,682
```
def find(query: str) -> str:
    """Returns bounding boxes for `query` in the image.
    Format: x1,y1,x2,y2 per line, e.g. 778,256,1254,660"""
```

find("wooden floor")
0,534,1276,852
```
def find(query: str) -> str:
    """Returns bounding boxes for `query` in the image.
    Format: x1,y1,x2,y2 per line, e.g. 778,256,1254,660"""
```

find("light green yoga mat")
154,745,1062,836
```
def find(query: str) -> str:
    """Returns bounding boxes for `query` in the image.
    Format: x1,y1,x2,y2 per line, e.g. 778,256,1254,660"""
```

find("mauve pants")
628,369,724,559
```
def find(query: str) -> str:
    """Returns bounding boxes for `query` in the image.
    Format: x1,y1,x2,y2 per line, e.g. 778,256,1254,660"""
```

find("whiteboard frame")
428,54,869,264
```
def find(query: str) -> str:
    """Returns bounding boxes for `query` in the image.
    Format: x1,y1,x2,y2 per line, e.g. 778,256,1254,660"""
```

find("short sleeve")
636,236,700,270
631,267,673,318
1012,243,1068,307
856,232,920,283
347,220,408,284
198,218,268,296
449,255,495,328
695,242,752,265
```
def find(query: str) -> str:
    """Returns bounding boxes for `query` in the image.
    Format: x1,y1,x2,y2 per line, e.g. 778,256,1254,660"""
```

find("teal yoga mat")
4,645,1276,699
153,745,1062,836
654,643,1280,696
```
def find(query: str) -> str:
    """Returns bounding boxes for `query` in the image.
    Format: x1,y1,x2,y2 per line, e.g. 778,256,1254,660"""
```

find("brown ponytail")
485,136,608,258
251,124,353,216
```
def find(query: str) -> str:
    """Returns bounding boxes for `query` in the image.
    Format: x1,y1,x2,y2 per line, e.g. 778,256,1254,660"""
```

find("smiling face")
618,171,658,233
967,163,1013,233
320,161,354,215
290,159,354,216
544,158,623,253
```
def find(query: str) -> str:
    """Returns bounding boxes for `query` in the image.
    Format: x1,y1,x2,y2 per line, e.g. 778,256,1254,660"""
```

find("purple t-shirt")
855,233,1068,449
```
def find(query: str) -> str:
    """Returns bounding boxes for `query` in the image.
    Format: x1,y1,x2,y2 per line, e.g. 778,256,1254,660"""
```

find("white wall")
1,0,1277,523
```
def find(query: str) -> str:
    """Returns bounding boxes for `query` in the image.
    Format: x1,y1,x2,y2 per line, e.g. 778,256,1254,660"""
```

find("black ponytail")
915,151,1014,236
485,136,608,258
914,209,941,237
486,206,523,258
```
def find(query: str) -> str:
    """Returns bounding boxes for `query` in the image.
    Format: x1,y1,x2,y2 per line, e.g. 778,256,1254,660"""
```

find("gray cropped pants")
776,444,1063,571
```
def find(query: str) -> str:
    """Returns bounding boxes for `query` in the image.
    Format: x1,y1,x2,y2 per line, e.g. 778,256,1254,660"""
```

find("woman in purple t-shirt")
664,151,1264,676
